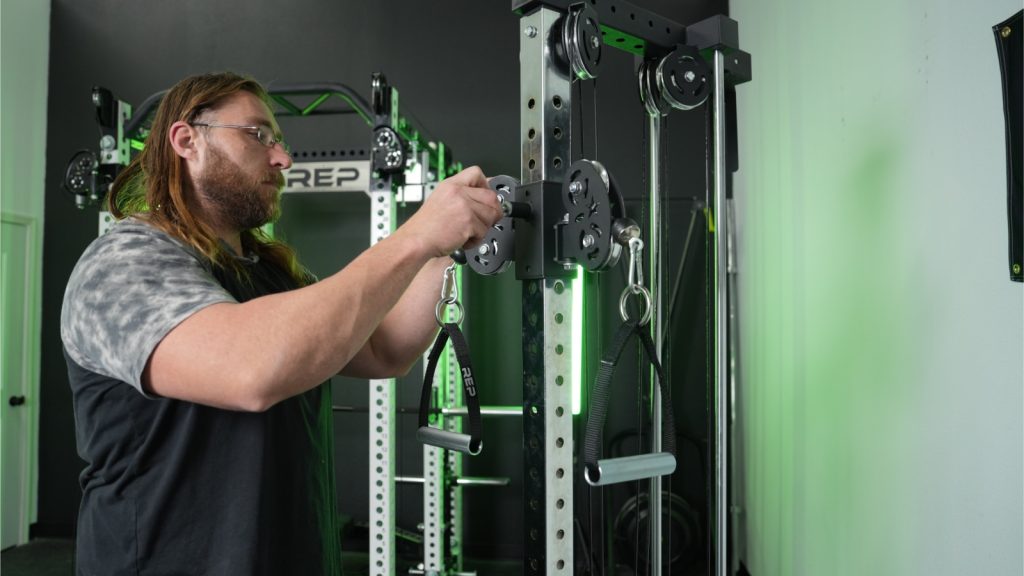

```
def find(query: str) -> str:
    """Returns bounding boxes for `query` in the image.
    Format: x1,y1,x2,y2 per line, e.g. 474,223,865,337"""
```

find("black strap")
582,319,677,475
418,322,483,452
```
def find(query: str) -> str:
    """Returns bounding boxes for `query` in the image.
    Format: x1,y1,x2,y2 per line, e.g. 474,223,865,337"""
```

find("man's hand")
395,166,503,258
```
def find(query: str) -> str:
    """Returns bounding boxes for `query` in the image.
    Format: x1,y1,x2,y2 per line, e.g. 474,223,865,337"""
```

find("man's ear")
169,121,199,159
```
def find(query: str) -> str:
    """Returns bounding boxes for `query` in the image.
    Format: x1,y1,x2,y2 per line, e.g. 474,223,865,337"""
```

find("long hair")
108,72,308,286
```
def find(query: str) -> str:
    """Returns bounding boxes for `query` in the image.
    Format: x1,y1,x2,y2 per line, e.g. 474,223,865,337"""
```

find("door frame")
1,211,41,549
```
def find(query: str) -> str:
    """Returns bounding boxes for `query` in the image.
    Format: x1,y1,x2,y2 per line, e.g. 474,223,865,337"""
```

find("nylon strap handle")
582,319,677,478
417,322,483,455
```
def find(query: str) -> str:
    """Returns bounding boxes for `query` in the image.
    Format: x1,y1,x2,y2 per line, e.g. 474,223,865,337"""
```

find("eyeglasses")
190,122,291,154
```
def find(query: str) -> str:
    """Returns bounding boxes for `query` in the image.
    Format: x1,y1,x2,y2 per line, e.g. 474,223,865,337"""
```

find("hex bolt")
684,70,696,83
582,234,595,248
590,36,600,49
568,181,585,195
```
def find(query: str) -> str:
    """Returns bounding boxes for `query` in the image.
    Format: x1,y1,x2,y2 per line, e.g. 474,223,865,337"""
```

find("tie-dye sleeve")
61,219,237,394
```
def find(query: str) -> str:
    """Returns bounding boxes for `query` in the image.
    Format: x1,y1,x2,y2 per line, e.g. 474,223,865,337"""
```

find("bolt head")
569,181,585,195
525,26,538,38
376,130,394,147
582,234,595,248
1002,26,1012,38
478,244,491,255
684,70,696,83
590,35,600,49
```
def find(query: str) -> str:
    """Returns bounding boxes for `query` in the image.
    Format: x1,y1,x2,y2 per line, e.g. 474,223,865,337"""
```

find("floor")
0,539,520,576
1,539,74,576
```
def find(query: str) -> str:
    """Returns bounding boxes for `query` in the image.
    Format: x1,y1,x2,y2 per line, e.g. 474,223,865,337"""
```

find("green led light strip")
571,268,584,415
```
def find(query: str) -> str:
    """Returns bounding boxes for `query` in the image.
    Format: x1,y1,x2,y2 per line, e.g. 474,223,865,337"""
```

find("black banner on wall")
994,10,1023,282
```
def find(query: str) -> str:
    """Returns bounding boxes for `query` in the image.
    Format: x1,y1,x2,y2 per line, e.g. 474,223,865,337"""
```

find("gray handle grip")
416,426,482,456
583,452,676,486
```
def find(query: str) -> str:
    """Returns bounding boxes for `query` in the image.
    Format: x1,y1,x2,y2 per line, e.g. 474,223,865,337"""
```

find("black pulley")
561,159,622,271
562,3,602,80
467,175,517,276
638,58,672,117
657,44,711,110
371,126,405,173
63,151,98,197
370,72,388,116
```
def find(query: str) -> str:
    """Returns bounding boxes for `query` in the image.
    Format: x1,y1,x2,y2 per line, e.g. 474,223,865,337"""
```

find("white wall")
1,0,51,541
1,0,50,218
730,0,1023,574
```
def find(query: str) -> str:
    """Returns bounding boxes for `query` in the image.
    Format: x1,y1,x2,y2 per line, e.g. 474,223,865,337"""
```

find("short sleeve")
61,219,237,392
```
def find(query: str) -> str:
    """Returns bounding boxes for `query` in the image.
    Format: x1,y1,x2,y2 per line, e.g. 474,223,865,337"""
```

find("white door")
1,214,37,549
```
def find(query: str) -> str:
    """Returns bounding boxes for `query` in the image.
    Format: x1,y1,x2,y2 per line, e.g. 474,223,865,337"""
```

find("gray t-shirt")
62,218,235,389
61,218,340,576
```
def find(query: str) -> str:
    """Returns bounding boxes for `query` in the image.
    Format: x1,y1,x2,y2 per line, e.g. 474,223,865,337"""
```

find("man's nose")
270,144,292,170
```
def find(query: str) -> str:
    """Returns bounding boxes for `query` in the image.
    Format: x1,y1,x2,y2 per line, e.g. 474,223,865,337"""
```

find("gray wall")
39,0,725,564
1,0,51,547
731,0,1023,574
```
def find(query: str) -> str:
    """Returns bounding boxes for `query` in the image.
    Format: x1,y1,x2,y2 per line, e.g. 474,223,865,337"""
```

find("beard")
195,144,284,231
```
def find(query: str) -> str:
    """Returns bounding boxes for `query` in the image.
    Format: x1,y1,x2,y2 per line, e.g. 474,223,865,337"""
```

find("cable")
593,78,599,161
576,78,585,161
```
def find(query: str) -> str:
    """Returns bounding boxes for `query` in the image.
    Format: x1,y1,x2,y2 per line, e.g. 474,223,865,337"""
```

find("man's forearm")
359,256,453,375
146,227,434,410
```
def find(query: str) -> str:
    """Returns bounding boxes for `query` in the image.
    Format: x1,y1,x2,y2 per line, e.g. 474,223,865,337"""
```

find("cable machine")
420,2,750,574
65,3,751,570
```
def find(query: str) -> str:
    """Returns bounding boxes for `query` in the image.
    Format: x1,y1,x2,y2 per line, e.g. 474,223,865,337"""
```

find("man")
61,72,502,575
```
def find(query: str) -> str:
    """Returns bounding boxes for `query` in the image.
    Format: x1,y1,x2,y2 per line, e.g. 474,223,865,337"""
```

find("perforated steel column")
445,312,465,573
520,7,574,574
368,187,397,576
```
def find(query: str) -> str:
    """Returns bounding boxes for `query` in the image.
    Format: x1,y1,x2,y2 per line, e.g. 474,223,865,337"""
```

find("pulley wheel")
371,73,388,116
638,59,671,117
562,4,602,80
561,160,621,271
467,175,517,276
371,126,405,173
657,44,710,110
63,150,98,196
